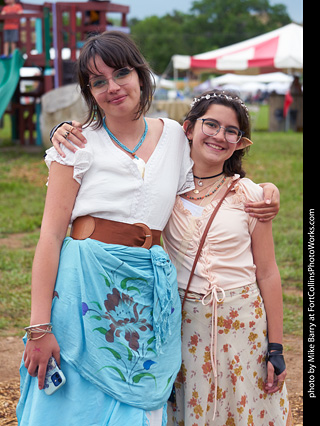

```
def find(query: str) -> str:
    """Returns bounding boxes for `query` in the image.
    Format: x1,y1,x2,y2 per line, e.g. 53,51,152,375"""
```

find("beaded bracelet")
24,323,53,341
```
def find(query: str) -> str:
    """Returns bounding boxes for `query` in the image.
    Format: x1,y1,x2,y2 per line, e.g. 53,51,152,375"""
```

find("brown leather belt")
70,215,161,249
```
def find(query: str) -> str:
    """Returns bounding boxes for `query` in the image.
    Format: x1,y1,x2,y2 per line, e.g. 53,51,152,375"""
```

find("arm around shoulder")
245,182,280,221
50,121,86,157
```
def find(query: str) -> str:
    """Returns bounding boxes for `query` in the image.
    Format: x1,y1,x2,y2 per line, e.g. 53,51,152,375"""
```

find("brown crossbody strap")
181,178,240,311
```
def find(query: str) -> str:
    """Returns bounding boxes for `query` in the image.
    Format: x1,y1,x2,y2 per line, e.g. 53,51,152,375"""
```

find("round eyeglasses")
88,67,134,93
197,118,244,144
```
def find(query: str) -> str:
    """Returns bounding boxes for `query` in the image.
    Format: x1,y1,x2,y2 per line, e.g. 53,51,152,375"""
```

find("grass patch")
249,104,269,131
0,115,13,146
245,131,303,336
0,132,303,336
0,246,33,333
0,149,47,235
245,131,303,286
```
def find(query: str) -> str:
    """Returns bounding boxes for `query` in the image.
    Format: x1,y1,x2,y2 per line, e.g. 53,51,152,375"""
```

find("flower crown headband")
190,92,250,119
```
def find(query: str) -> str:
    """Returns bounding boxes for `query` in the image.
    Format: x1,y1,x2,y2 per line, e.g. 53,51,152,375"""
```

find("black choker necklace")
193,171,224,186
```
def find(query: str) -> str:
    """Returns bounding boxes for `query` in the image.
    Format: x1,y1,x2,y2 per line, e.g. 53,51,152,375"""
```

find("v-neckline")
103,118,166,176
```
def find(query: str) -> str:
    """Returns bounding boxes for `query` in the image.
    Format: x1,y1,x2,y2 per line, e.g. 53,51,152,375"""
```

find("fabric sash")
51,237,182,410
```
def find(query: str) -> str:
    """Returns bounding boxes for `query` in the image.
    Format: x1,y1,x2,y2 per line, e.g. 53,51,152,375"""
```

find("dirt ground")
0,334,303,425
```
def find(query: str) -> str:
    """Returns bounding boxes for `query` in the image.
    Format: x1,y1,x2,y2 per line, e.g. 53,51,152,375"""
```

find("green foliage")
0,115,13,146
131,13,190,72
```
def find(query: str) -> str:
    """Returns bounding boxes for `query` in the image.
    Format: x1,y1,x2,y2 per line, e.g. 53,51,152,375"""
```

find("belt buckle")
134,223,152,249
71,215,96,240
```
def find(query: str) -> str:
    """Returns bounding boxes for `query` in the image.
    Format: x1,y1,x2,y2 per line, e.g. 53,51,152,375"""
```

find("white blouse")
45,118,194,231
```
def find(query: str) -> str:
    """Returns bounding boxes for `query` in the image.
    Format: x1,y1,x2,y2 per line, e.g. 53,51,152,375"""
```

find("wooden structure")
0,1,130,144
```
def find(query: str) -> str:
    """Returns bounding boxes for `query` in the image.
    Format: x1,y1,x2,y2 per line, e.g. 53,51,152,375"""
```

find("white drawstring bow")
201,284,226,421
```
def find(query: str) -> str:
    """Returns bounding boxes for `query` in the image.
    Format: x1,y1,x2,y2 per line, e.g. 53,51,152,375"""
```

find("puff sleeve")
233,177,264,235
45,145,93,185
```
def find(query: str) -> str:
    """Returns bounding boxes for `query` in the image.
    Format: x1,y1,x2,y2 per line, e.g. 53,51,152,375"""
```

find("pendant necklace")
193,171,224,188
192,180,218,195
185,175,227,200
103,117,148,160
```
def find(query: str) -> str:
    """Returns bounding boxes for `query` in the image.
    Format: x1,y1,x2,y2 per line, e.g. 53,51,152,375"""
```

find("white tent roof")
194,72,294,95
173,23,302,75
152,73,176,89
211,72,293,86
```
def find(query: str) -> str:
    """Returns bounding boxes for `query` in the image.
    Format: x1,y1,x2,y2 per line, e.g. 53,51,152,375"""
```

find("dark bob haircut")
184,89,252,178
77,31,155,128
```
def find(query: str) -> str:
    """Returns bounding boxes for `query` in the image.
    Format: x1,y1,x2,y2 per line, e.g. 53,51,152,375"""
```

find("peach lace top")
162,175,263,294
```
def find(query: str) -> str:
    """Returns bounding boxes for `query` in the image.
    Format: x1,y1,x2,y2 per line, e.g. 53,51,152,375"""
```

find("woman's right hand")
24,333,61,390
265,361,287,394
51,121,87,157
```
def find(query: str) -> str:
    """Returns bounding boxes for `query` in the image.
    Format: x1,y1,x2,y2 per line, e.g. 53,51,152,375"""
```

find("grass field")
0,120,303,337
243,131,303,335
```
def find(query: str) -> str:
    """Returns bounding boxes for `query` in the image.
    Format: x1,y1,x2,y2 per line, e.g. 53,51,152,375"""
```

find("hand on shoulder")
51,121,86,157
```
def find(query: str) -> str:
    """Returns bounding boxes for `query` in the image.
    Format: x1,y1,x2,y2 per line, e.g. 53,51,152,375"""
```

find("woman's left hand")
265,361,287,394
52,121,86,157
244,182,280,221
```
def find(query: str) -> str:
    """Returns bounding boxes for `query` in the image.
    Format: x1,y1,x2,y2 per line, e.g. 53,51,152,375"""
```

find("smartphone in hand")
44,357,66,395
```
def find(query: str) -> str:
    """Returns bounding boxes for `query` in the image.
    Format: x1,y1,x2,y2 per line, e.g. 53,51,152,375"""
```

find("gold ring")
64,131,70,139
69,126,74,134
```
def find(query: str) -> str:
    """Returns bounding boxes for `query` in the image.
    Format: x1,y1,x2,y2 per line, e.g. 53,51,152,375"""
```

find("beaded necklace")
184,175,227,200
103,117,148,159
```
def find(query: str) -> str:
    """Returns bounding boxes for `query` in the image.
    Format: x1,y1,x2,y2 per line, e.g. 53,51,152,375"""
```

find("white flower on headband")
190,92,249,118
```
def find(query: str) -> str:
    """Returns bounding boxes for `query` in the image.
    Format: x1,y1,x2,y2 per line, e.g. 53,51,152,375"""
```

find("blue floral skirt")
17,238,182,425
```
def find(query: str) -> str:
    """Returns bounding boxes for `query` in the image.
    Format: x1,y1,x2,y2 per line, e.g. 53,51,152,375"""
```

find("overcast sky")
25,0,303,23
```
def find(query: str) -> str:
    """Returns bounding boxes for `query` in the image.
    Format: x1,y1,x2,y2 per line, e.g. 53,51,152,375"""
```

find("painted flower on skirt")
143,360,156,370
103,288,153,351
81,273,162,387
82,302,89,316
82,282,153,352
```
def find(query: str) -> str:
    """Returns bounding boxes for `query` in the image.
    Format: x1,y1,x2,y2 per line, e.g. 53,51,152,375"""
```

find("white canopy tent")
194,72,294,95
211,72,293,86
172,23,303,75
152,73,176,90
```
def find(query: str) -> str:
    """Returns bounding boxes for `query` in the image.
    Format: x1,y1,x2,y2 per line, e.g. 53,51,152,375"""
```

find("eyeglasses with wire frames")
197,118,244,144
88,67,134,93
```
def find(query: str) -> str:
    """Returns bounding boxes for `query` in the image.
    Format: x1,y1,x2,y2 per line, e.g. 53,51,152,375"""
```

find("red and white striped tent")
172,23,303,75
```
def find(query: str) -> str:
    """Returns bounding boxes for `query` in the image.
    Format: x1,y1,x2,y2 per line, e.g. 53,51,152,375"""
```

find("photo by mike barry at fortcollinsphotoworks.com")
305,208,317,403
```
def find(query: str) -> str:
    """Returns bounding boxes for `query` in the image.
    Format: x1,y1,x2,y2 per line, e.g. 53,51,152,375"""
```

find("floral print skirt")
167,283,293,426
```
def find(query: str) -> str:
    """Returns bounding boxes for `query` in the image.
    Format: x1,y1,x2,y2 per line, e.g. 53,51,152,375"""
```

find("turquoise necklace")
103,117,148,159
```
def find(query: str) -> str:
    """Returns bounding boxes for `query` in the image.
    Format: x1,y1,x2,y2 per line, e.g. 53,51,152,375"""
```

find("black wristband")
268,343,283,353
49,121,72,143
266,343,286,375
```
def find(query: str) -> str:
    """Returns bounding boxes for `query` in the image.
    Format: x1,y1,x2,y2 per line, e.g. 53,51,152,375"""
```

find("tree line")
128,0,292,75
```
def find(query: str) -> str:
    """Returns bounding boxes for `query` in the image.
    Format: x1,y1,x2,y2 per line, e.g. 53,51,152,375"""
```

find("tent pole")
173,66,178,90
285,68,293,132
159,59,173,91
